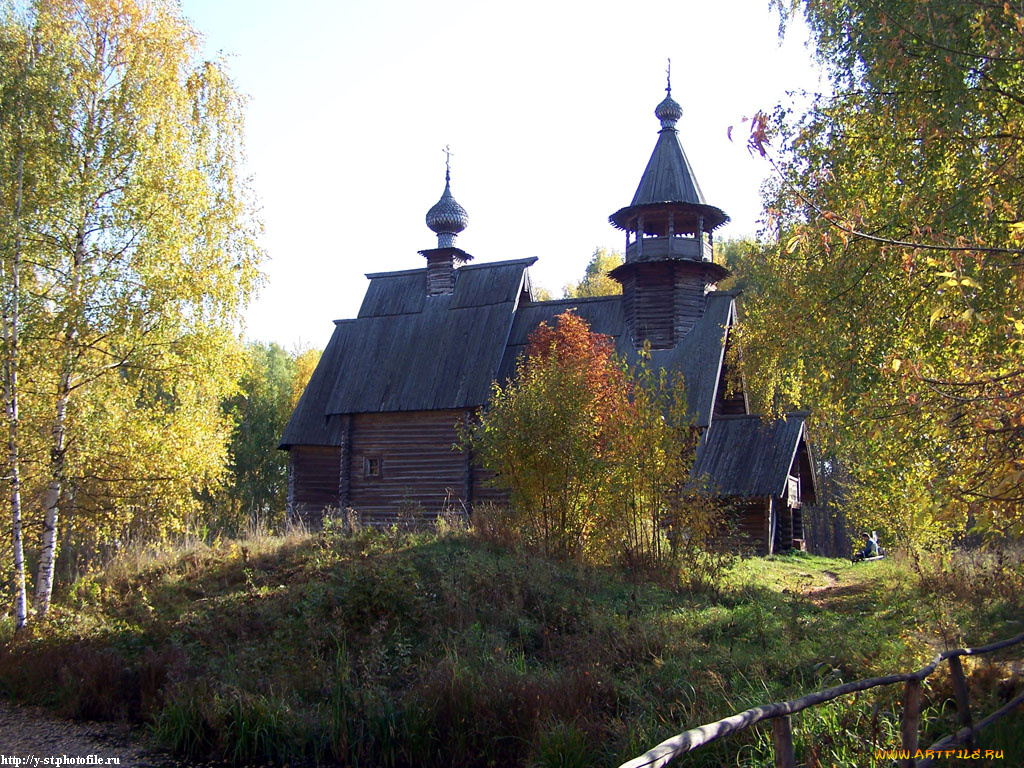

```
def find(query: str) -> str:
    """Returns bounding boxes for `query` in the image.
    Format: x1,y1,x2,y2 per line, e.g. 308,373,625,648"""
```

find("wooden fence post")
617,632,1024,768
901,678,922,767
772,716,795,768
947,655,973,743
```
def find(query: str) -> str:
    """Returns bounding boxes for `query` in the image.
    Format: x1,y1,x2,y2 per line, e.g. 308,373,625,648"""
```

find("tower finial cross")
443,144,452,183
666,58,672,95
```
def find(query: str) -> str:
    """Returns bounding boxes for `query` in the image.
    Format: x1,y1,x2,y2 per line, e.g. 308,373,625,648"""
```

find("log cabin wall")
338,414,352,508
622,263,676,349
774,501,795,553
290,445,342,526
426,253,455,296
621,262,712,350
471,466,510,508
286,453,295,516
727,499,771,555
620,275,636,346
673,266,709,339
348,409,469,523
461,409,511,508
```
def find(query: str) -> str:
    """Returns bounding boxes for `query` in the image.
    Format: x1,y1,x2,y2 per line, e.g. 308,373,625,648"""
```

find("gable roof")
282,258,739,446
497,295,625,382
692,413,810,498
646,293,734,429
280,258,534,447
278,325,352,447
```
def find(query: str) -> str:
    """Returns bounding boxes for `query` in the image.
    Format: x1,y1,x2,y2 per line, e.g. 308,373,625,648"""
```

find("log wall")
714,359,747,416
290,409,789,554
775,503,795,553
426,254,455,295
622,263,710,349
623,263,675,349
673,267,708,339
290,445,342,526
348,409,469,524
472,466,510,508
727,499,770,555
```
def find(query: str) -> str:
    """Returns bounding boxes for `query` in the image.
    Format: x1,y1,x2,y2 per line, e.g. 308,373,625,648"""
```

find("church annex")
280,82,817,555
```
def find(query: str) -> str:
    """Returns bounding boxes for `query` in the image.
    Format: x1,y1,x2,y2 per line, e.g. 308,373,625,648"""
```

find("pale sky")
178,0,824,351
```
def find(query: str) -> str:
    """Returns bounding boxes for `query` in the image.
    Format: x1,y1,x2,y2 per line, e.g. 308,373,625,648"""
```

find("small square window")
364,457,381,478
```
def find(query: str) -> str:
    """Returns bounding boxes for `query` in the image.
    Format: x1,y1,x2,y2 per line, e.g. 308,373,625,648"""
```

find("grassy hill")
1,523,1021,767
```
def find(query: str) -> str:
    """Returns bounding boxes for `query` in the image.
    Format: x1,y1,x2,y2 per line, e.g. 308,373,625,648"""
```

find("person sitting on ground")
855,531,879,561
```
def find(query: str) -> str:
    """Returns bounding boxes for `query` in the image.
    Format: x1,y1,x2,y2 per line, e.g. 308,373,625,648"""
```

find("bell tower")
608,68,730,348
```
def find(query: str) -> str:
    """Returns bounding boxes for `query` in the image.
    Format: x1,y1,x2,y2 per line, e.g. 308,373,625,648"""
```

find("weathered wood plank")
772,716,795,768
463,409,474,509
286,452,295,516
339,414,352,508
901,678,922,767
617,630,1024,768
291,445,342,525
947,655,972,739
918,688,1024,766
349,409,470,520
617,652,954,768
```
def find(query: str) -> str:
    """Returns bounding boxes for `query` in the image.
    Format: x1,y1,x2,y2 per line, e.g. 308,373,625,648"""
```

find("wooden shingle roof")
279,258,535,447
632,127,707,208
278,327,352,447
692,413,810,498
608,125,730,232
282,259,739,445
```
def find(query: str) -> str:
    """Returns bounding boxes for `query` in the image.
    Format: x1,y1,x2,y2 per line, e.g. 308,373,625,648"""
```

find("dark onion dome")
426,175,468,235
655,93,682,129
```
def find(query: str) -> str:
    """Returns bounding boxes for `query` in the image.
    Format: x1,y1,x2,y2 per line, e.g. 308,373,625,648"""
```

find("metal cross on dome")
443,144,453,182
666,58,672,95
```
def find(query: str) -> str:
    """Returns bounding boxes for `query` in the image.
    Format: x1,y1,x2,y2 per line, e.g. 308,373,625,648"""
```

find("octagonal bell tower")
608,70,730,348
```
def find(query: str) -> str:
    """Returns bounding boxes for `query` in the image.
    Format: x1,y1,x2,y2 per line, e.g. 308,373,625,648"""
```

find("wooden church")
280,81,817,555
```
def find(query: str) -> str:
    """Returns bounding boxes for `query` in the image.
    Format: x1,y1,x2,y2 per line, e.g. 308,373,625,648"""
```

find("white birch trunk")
4,142,28,630
34,392,67,617
34,219,83,618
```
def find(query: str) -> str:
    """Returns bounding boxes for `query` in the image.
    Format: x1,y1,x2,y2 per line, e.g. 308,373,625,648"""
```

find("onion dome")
655,60,682,129
421,152,473,264
655,93,682,129
426,170,468,240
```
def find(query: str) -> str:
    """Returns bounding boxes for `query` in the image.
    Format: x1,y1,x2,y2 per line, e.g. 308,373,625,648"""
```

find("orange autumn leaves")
523,312,627,463
467,312,695,565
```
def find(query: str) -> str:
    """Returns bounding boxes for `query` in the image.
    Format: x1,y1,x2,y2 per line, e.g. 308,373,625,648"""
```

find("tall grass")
0,521,1020,767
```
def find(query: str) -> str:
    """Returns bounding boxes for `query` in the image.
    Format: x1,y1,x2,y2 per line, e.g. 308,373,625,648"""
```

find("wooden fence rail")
618,630,1024,768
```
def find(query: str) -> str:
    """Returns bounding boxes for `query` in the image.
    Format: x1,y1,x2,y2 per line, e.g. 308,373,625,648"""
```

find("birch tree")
738,0,1024,543
562,248,623,299
0,13,38,631
0,0,262,618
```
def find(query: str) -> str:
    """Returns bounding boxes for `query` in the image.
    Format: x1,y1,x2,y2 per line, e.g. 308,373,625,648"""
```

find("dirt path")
0,700,180,767
803,569,839,595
